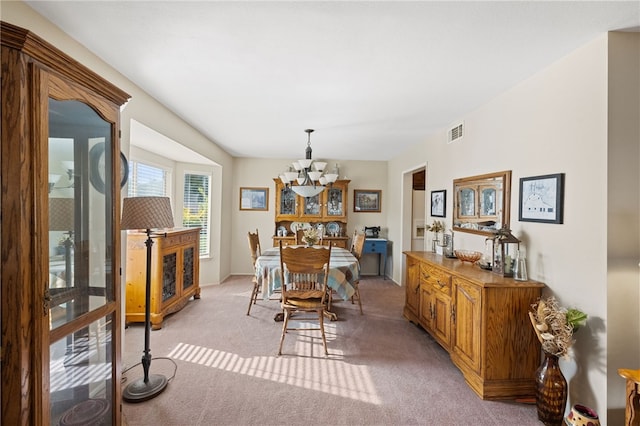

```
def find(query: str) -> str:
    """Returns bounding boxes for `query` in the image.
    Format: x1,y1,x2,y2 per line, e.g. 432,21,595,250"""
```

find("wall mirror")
452,170,512,236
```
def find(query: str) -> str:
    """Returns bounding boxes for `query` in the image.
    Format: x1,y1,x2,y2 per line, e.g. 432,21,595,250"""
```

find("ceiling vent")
447,121,464,144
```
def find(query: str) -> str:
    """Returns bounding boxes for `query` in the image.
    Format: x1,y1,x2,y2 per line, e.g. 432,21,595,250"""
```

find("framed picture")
518,173,565,223
239,187,269,211
354,189,381,212
430,189,446,217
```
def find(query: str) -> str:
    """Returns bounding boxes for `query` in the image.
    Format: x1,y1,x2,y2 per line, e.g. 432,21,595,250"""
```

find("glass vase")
535,352,568,426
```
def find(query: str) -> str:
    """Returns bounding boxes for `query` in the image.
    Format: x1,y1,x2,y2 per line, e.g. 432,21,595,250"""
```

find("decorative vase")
431,236,439,253
535,352,568,426
566,404,600,426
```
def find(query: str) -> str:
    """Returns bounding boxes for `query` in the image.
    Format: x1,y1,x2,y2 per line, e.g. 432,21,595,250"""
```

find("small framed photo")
430,189,446,217
354,189,381,212
518,173,565,224
239,187,269,211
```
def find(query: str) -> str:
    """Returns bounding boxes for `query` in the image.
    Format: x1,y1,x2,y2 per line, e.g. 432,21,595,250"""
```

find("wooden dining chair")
246,229,262,315
349,230,365,314
294,229,305,245
278,242,332,356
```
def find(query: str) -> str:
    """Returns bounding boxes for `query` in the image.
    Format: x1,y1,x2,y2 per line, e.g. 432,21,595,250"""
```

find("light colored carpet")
122,275,540,425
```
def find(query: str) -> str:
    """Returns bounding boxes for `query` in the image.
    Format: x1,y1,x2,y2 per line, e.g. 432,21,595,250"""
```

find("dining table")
254,245,360,320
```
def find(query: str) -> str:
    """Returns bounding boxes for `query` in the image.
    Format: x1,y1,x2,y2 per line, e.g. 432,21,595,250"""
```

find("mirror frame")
452,170,512,237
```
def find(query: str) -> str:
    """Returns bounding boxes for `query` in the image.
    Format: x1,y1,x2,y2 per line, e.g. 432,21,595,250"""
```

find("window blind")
183,173,211,257
127,161,169,197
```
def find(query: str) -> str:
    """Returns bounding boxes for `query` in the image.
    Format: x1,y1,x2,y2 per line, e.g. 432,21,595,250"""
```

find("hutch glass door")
47,98,117,425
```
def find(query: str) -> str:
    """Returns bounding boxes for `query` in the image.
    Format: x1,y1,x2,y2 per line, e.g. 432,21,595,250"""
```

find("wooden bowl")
454,250,482,264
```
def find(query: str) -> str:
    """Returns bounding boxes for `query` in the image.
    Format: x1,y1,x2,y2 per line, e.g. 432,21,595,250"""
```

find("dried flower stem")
529,296,583,358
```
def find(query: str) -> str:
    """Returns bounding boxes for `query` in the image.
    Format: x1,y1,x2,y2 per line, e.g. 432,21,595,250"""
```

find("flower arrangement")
529,296,587,358
426,220,444,234
302,228,320,246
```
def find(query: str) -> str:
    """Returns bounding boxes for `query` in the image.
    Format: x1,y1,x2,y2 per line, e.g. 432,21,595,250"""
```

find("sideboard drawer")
364,239,386,253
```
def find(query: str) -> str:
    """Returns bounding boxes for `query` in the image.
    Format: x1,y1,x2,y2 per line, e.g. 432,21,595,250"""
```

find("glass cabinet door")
325,186,344,217
274,180,298,220
47,94,119,424
299,193,322,219
278,187,297,216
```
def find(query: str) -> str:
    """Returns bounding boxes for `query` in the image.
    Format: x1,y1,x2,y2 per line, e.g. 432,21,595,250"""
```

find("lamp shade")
121,197,175,230
291,185,325,198
49,197,75,231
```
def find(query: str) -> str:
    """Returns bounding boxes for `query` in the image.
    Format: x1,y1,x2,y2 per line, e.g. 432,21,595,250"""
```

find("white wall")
606,31,640,424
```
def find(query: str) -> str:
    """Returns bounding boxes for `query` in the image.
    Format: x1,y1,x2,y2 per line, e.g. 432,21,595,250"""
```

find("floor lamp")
120,196,175,403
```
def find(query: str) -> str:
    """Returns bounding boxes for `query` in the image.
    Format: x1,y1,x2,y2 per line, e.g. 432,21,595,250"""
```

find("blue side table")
362,238,388,279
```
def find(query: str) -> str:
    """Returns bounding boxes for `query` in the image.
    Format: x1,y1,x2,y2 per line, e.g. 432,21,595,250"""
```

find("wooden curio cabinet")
272,179,350,248
1,21,130,425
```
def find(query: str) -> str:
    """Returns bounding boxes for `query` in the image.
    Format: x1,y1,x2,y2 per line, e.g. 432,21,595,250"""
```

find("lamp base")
122,373,168,403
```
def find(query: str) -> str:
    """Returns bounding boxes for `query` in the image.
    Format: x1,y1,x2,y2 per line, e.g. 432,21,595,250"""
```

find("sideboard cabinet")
126,228,201,329
403,251,544,400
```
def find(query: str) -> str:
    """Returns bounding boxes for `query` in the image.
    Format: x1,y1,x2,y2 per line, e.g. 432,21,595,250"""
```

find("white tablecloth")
255,246,360,301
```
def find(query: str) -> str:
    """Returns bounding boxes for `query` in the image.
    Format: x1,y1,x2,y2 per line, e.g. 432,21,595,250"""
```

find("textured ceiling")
25,1,640,161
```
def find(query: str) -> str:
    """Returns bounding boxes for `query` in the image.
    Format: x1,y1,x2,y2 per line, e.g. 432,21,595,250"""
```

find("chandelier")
279,129,338,197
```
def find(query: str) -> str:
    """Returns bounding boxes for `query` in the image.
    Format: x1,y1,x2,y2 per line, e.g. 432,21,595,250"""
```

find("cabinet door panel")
182,246,195,290
46,75,121,425
452,278,482,373
300,193,322,218
323,183,348,219
274,182,298,220
162,251,178,301
432,292,452,348
405,259,420,317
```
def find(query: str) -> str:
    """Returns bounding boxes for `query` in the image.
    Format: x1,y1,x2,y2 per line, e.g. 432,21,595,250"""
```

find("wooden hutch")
272,178,350,248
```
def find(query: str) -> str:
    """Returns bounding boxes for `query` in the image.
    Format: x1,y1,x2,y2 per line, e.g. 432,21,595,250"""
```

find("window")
127,161,170,197
183,173,211,257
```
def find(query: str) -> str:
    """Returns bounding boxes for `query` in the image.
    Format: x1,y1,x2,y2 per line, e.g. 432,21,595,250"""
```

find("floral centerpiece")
529,296,587,358
302,228,320,246
426,220,444,234
426,220,445,252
